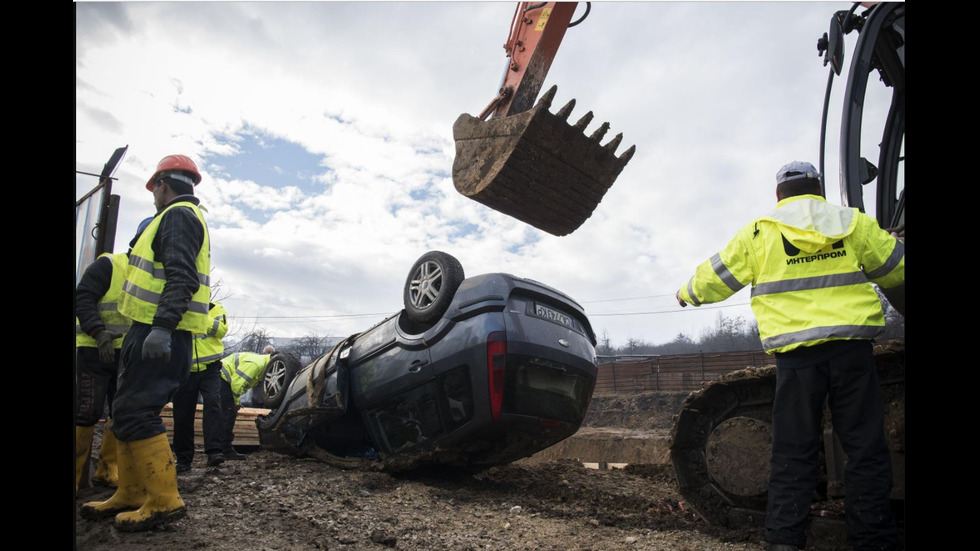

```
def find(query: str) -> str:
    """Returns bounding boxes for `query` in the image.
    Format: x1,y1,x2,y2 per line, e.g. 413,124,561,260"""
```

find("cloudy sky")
75,1,891,348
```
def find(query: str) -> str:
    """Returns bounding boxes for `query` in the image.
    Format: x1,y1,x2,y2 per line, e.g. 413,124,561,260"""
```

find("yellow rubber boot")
79,438,145,520
92,420,119,487
75,425,95,492
114,432,187,532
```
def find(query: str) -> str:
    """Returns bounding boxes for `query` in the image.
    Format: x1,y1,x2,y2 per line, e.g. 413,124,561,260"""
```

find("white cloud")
77,1,885,347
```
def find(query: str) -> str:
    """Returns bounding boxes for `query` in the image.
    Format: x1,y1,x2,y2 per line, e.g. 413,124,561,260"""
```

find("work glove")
94,330,121,363
142,327,173,361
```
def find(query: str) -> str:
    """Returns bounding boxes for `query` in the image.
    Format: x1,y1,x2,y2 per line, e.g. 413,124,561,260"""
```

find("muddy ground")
73,392,859,551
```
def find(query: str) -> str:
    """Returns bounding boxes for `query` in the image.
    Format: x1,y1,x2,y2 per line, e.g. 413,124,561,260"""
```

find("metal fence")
594,349,776,393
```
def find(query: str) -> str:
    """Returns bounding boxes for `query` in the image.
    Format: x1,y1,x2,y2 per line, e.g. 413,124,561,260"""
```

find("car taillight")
487,331,506,421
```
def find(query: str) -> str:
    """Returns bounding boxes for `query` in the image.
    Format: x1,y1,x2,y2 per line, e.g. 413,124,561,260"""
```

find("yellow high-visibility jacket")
677,194,904,353
118,201,211,333
220,352,273,405
75,252,132,349
191,301,228,372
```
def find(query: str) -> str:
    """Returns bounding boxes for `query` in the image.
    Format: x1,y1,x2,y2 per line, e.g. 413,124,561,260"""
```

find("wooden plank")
160,403,271,447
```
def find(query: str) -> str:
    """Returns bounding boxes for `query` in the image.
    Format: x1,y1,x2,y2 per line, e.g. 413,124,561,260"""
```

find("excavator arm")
452,2,635,236
480,2,579,120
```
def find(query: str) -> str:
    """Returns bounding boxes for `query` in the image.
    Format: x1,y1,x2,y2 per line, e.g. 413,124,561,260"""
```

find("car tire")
256,352,301,409
403,251,465,324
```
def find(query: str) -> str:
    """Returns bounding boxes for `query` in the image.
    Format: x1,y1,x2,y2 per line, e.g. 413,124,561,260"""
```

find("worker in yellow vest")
676,161,904,551
74,252,129,491
172,300,229,473
81,154,211,532
218,346,276,459
74,216,153,492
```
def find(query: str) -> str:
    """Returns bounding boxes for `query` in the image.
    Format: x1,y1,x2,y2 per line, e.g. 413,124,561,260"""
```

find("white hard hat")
776,161,820,184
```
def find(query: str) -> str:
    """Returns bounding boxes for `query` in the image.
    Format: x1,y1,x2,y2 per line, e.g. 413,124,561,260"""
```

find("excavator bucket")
452,85,635,236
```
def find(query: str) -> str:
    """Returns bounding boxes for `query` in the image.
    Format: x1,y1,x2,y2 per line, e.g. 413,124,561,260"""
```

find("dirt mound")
584,390,691,430
74,390,852,550
76,446,774,551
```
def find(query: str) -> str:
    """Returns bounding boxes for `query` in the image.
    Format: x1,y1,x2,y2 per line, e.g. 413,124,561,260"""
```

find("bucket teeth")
603,133,623,152
555,98,577,120
542,90,633,160
536,85,558,110
590,122,610,142
572,111,594,130
619,145,637,163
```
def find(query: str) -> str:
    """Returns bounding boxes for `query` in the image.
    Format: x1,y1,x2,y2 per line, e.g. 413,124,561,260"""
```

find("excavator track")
669,341,905,535
452,85,635,236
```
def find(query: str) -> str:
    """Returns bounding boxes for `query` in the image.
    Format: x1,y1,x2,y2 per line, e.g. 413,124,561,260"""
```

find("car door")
348,317,438,453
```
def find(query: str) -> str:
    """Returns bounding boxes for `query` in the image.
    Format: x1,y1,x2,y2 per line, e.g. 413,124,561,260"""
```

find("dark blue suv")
256,251,598,471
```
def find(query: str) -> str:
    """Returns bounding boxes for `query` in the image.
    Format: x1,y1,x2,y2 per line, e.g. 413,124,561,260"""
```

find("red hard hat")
145,154,202,191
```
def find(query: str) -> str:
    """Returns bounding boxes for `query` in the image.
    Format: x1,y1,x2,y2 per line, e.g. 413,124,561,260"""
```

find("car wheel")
256,352,301,409
403,251,465,323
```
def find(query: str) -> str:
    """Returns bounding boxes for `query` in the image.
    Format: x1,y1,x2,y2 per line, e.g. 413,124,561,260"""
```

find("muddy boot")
92,420,119,487
114,433,187,532
80,439,146,520
75,425,95,492
224,448,245,461
207,452,225,467
222,447,246,460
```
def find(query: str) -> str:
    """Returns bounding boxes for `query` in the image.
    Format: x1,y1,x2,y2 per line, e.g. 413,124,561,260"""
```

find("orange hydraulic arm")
480,2,585,120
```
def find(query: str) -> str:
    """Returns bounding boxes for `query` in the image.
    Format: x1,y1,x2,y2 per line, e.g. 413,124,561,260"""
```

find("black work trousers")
75,346,118,426
172,361,224,464
112,323,193,442
765,341,898,550
219,379,240,453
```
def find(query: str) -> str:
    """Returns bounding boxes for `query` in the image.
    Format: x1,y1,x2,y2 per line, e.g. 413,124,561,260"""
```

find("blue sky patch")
409,187,435,202
450,221,481,240
507,231,539,253
205,128,328,193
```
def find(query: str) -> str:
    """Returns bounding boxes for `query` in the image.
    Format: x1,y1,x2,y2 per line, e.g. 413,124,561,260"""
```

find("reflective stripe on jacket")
220,352,272,405
191,301,228,372
76,252,132,348
118,201,211,332
677,194,905,354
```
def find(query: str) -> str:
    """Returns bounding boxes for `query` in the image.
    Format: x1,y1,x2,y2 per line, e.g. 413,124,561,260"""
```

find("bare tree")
596,329,613,356
280,333,331,363
234,328,274,353
693,312,762,352
209,274,232,305
207,273,246,347
625,337,641,356
659,332,698,355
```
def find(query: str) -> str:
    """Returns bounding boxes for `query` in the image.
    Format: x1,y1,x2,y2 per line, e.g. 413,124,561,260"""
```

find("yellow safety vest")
191,301,228,372
76,252,132,348
220,352,272,405
118,201,211,333
678,195,905,353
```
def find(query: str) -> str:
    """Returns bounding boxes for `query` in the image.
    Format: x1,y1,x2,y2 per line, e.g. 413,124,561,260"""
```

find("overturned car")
256,251,598,471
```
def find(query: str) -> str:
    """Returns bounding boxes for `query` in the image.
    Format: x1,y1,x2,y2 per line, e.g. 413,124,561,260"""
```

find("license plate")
529,302,576,330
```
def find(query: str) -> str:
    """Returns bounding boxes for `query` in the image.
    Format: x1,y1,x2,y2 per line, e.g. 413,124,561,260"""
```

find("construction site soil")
73,391,863,551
